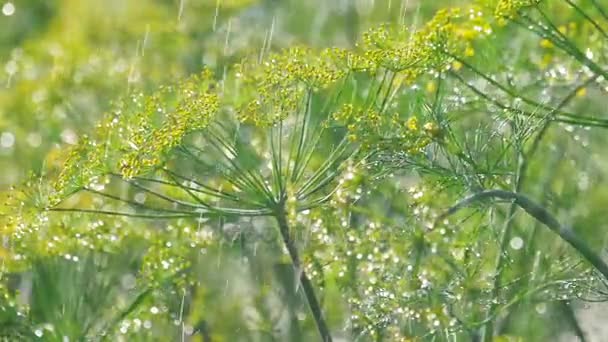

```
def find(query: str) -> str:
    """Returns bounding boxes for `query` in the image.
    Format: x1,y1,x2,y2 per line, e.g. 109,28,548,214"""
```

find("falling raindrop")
178,0,185,21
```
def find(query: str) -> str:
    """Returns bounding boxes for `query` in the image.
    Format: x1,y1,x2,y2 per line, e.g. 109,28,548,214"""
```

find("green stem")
437,190,608,279
274,206,333,342
589,0,608,22
564,0,608,40
48,207,197,219
480,75,597,340
498,143,564,334
482,155,524,342
559,301,587,342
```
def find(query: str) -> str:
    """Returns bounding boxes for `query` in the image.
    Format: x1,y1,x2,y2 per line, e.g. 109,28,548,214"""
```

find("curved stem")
479,74,598,341
274,206,333,342
560,301,587,342
437,190,608,279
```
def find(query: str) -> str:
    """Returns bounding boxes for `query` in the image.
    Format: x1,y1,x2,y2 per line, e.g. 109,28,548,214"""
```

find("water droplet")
4,59,17,75
121,274,137,289
134,192,146,204
535,303,547,314
2,2,15,16
510,236,524,250
61,129,78,145
26,132,42,147
0,132,15,148
578,172,589,191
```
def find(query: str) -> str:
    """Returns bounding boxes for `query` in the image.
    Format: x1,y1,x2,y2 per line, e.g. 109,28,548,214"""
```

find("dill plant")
2,0,608,341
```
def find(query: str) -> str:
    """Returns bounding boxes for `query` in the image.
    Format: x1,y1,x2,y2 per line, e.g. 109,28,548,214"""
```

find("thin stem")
48,207,196,219
158,169,256,205
559,301,587,342
296,137,350,198
436,189,608,279
274,205,332,342
514,13,608,80
176,145,257,197
564,0,608,40
289,91,313,183
163,172,273,216
365,69,388,112
447,54,608,128
123,179,206,210
498,143,564,334
481,76,596,340
378,71,397,114
482,156,523,341
269,119,285,198
98,268,190,340
82,187,205,215
589,0,608,22
100,288,152,341
205,130,275,200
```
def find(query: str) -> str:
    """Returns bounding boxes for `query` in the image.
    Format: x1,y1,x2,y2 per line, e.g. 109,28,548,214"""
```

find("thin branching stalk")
513,13,608,80
274,204,333,342
559,301,587,342
48,207,198,219
481,157,524,342
446,53,608,128
436,189,608,279
99,288,152,341
481,76,598,340
589,0,608,21
563,0,608,40
498,143,564,334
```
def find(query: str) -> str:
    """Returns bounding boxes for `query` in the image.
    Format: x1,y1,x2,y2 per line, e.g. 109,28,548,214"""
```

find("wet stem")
274,203,333,342
481,148,524,342
481,74,599,342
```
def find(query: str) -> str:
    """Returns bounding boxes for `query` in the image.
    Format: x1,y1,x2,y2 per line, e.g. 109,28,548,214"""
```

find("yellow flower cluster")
332,104,439,153
117,70,218,178
55,69,219,196
53,135,103,202
235,47,345,126
232,5,499,127
494,0,540,19
360,25,428,72
53,2,508,200
325,47,377,73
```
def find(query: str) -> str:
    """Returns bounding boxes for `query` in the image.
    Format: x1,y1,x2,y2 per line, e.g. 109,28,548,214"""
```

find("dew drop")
0,132,15,148
2,2,15,16
535,303,547,314
509,236,524,250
